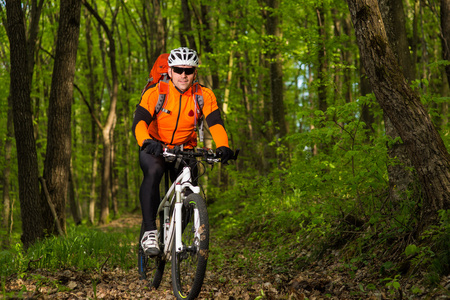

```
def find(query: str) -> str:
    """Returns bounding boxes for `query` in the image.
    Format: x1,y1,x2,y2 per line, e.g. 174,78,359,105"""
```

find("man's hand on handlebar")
142,139,163,156
157,145,239,165
216,146,234,165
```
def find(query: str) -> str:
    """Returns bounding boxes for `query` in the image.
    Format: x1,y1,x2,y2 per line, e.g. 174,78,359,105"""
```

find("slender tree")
25,0,45,84
82,0,120,224
181,0,197,49
442,0,450,88
265,0,287,141
315,5,329,154
5,0,43,249
41,0,82,235
80,9,101,225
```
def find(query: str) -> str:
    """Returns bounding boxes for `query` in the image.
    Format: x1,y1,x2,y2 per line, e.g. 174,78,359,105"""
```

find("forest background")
1,0,450,298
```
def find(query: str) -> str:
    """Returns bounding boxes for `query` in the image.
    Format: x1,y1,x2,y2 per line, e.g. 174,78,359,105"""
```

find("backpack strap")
160,73,170,83
192,84,205,142
193,83,204,115
141,73,170,99
155,80,170,116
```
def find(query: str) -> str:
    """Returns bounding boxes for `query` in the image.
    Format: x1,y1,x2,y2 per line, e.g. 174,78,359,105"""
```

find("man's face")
169,66,197,92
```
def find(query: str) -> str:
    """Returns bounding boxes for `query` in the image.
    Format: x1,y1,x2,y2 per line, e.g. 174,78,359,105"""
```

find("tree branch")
73,83,104,130
39,177,65,237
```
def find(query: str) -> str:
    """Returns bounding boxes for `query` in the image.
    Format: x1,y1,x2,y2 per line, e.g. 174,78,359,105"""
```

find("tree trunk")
26,0,45,84
5,0,44,249
378,0,415,79
347,0,450,227
146,0,166,63
317,6,328,113
41,0,82,235
82,0,119,225
2,95,14,247
332,9,353,104
122,25,133,209
441,0,450,88
180,0,197,49
263,0,287,171
82,10,100,225
100,132,112,224
316,6,329,154
89,135,99,225
360,64,376,137
200,3,220,89
266,0,287,141
111,116,119,218
68,160,82,225
378,0,417,204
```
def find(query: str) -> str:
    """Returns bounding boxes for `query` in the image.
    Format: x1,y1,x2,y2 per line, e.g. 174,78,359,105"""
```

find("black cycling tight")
139,150,197,232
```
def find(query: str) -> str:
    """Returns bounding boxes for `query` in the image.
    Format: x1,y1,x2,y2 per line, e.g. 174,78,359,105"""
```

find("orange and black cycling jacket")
132,80,229,149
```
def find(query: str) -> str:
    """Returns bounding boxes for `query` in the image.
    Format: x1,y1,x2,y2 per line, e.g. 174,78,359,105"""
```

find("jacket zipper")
170,94,182,145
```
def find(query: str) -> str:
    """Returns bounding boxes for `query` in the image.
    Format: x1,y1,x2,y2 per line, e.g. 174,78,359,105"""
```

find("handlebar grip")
232,149,240,160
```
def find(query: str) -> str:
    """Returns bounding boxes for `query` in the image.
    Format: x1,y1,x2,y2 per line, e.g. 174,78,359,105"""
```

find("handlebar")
162,147,239,164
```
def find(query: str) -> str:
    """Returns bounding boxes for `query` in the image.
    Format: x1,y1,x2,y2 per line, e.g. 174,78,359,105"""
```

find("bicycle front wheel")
171,193,209,300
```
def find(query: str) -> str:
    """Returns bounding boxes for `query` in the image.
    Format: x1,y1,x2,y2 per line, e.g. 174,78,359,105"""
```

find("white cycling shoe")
141,230,160,256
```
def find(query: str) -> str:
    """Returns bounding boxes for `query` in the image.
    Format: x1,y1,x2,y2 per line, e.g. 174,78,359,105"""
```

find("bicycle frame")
138,147,238,299
155,164,201,260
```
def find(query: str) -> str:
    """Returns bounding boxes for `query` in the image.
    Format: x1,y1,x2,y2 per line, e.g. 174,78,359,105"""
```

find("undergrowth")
0,225,137,280
208,101,450,296
209,164,450,297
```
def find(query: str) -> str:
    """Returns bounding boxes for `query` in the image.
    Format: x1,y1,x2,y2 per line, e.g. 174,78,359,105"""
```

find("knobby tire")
171,193,209,300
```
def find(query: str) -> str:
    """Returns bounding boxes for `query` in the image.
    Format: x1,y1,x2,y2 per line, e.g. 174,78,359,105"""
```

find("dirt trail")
4,215,294,299
4,214,449,299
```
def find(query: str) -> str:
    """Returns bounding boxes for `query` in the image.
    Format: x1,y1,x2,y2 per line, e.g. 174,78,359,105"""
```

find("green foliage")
382,274,401,296
0,225,137,279
418,210,450,284
210,99,391,271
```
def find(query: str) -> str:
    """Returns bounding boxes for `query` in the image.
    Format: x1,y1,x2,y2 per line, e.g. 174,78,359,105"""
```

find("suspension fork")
175,182,183,253
173,166,201,254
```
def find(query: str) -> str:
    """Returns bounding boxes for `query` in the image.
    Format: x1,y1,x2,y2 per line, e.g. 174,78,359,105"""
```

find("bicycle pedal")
144,248,160,257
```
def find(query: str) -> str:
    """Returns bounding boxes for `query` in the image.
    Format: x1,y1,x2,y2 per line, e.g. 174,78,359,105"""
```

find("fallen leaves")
4,214,450,299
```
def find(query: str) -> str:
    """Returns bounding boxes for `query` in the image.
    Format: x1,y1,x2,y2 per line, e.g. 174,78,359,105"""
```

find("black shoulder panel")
205,109,225,128
132,106,153,138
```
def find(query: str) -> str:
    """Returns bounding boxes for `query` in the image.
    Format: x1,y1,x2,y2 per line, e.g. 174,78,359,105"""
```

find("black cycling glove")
216,146,234,165
142,139,163,156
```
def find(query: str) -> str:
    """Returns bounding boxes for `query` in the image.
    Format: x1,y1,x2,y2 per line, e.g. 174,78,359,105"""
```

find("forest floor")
3,214,450,299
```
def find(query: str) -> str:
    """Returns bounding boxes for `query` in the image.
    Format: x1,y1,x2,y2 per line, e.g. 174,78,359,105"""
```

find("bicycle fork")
163,184,187,258
175,181,201,253
162,167,201,260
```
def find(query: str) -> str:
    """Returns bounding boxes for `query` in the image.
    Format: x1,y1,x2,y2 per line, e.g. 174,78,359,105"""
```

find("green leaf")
405,244,418,256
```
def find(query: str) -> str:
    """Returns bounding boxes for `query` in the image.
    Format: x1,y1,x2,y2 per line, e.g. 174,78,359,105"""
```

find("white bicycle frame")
155,161,201,261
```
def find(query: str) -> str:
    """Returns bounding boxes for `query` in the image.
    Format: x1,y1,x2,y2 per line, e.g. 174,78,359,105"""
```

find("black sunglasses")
172,66,196,75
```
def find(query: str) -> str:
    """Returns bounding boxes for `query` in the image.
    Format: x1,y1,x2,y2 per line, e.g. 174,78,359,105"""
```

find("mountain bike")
138,147,238,300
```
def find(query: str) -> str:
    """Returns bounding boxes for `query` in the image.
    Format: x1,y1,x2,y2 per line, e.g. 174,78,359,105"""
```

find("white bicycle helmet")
168,47,199,67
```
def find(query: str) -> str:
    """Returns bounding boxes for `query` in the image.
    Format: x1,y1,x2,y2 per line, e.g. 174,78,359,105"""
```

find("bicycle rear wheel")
171,193,209,300
137,213,166,288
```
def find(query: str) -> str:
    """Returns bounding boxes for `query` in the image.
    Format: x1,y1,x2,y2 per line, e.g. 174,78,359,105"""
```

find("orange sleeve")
209,124,229,148
135,121,151,147
201,86,230,148
132,86,158,146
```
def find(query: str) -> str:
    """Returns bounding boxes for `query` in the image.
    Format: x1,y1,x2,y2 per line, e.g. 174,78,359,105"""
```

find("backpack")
141,53,170,96
141,53,205,143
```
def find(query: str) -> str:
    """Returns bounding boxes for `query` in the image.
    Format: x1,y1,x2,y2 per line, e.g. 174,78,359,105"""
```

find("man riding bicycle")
132,47,234,256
